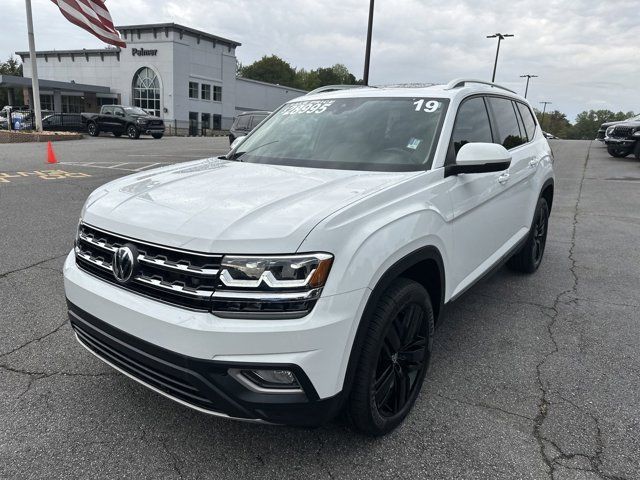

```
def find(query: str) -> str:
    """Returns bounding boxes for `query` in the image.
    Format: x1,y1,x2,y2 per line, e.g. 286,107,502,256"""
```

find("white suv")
64,79,554,436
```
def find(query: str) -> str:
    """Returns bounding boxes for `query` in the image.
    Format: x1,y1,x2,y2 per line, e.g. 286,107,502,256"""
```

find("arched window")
132,67,160,116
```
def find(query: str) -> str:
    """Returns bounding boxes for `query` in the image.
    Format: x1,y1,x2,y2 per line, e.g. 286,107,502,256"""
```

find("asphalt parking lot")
1,136,639,479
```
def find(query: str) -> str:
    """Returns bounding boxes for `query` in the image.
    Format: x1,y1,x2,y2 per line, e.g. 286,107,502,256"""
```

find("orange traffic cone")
47,141,58,164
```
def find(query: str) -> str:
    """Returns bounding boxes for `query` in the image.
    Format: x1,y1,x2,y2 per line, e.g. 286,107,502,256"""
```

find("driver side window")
451,97,493,155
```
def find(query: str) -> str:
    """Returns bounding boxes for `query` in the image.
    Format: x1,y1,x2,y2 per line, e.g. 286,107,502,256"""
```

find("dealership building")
4,23,306,129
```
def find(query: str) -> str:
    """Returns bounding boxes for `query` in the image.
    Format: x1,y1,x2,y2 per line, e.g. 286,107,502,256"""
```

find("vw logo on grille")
112,244,138,283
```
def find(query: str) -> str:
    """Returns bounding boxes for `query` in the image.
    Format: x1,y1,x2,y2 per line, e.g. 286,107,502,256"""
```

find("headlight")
633,130,640,137
606,126,615,136
211,253,333,319
136,118,148,124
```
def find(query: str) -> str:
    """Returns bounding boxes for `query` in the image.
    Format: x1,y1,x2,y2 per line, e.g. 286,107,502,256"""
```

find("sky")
2,0,638,121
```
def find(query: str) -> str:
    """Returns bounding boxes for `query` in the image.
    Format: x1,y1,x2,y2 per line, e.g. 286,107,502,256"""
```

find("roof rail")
444,78,517,94
305,85,370,96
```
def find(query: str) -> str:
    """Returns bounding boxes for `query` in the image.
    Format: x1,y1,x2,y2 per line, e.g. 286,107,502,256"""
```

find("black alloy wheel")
508,197,550,273
127,124,140,139
374,303,428,417
348,278,434,436
87,122,99,137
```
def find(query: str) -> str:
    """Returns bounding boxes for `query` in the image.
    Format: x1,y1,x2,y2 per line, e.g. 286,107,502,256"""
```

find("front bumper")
605,138,636,147
63,252,368,425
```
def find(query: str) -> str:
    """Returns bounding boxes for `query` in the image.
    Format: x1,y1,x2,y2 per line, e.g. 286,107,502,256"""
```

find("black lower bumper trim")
67,301,343,426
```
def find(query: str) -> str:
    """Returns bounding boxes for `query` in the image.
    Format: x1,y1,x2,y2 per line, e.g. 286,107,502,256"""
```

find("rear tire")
634,142,640,160
127,124,140,139
508,197,550,274
87,122,99,137
607,145,631,158
152,133,163,139
347,278,434,436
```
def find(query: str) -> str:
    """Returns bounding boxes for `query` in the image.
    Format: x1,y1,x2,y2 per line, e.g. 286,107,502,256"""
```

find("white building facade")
17,23,306,129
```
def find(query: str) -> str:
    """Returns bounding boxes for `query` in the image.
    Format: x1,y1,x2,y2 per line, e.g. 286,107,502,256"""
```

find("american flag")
50,0,126,48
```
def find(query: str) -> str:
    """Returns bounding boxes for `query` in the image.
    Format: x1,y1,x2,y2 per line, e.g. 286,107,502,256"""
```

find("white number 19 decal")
413,99,440,113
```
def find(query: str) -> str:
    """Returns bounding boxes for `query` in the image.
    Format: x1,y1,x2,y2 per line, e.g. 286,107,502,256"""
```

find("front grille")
611,126,634,138
75,223,222,310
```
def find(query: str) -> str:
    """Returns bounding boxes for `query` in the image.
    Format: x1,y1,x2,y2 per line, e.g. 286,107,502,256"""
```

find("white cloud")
2,0,638,120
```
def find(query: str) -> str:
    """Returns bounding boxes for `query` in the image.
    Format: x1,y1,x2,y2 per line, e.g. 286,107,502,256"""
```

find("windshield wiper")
226,140,279,161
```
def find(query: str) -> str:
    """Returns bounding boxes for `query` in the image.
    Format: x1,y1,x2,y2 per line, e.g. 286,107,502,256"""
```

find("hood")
82,158,414,253
132,114,162,121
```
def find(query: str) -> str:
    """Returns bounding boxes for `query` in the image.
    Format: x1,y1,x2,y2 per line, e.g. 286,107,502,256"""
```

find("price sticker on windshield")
413,99,441,113
281,100,335,115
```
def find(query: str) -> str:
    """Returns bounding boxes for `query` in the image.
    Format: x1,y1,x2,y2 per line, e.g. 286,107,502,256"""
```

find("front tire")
152,133,164,139
127,124,140,139
508,197,550,273
87,122,99,137
607,145,631,158
348,278,434,436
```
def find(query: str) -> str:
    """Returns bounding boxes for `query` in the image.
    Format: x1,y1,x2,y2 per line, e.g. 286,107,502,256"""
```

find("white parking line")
58,161,169,172
131,163,162,171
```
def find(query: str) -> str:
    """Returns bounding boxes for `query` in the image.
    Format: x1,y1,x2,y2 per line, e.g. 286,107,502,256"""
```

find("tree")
533,109,572,139
567,109,635,140
238,55,296,87
239,55,361,91
0,56,23,107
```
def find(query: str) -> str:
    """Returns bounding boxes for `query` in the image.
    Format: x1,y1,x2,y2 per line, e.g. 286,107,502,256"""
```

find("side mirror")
445,142,511,176
229,135,246,151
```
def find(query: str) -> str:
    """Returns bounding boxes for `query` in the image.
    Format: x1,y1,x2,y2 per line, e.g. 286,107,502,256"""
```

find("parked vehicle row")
597,114,640,142
64,79,554,436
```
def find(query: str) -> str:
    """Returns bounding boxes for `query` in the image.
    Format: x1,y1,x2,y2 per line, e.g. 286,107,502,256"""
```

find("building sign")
132,48,158,57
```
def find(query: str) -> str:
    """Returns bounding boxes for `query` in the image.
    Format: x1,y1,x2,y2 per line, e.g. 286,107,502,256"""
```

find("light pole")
487,33,514,82
363,0,375,85
520,74,538,99
540,101,552,130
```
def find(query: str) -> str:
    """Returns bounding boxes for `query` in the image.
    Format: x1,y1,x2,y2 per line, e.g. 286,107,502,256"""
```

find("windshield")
231,96,449,171
124,107,149,115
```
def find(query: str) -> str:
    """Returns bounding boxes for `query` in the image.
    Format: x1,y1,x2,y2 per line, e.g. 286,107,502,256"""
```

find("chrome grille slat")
75,223,221,310
134,276,214,298
137,255,219,276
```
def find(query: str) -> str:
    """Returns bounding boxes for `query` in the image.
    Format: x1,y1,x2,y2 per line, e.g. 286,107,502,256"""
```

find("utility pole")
487,33,514,82
540,101,552,130
363,0,374,85
520,74,538,99
25,0,42,132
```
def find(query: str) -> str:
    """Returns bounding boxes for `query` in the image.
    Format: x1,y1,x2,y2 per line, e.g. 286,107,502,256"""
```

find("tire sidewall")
352,280,434,435
528,198,550,269
127,125,139,139
87,122,98,136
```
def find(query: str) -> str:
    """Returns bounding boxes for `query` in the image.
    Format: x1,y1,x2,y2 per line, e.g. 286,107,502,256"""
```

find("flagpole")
25,0,42,132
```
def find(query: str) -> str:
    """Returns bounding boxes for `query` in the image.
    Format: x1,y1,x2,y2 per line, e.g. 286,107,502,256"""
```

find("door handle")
498,172,510,184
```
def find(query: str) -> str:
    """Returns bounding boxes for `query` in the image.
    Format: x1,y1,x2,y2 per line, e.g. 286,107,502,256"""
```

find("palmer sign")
132,48,158,57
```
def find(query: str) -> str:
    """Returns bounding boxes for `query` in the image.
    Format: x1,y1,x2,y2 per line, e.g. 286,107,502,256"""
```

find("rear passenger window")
250,115,267,129
236,115,250,130
487,97,527,149
451,97,493,154
516,102,537,140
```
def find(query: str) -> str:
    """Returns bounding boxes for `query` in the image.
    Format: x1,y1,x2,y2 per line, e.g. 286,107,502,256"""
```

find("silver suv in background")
229,111,270,144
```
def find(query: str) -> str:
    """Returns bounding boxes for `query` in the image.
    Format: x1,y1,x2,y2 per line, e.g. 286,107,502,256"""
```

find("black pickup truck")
604,120,640,159
83,105,165,139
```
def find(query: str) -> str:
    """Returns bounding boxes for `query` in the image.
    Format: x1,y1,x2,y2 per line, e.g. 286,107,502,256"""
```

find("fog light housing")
229,368,303,393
